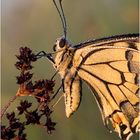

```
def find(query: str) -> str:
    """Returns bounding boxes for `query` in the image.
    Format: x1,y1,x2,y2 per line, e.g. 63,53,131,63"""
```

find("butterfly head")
52,36,73,76
53,36,71,52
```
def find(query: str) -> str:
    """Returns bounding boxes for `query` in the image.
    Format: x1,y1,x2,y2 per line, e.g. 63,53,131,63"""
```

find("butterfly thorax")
53,37,74,78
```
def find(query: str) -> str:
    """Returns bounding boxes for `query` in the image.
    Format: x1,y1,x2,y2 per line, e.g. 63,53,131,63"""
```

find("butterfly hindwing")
75,37,139,140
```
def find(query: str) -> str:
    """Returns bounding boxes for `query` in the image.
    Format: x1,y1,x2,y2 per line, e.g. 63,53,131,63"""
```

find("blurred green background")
1,0,139,140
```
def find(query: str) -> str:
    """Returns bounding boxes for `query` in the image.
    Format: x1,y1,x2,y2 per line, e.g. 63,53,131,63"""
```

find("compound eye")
53,44,56,51
59,38,66,48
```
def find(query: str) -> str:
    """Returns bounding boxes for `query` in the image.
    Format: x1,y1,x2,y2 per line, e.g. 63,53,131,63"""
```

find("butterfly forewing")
53,34,140,140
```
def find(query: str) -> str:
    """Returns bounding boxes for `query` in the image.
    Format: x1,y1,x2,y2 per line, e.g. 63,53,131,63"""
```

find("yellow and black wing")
72,34,139,140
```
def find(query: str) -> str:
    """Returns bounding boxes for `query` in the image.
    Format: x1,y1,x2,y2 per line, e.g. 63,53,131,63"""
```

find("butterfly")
40,0,140,140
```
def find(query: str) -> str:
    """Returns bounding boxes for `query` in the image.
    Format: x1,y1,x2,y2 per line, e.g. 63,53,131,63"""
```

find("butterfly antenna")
53,0,67,39
59,0,67,38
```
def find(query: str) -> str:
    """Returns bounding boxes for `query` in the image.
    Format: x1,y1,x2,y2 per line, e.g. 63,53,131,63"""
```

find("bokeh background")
1,0,139,140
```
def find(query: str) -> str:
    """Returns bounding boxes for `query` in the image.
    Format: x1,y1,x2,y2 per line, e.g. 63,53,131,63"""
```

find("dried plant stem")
0,95,17,119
